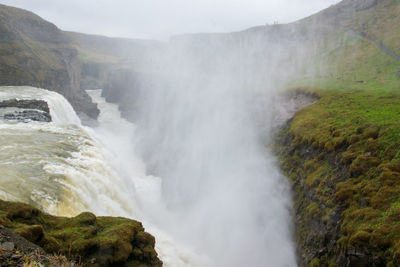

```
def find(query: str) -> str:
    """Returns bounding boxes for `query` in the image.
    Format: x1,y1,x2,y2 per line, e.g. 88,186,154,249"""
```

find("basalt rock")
0,99,52,122
3,109,51,122
0,99,49,113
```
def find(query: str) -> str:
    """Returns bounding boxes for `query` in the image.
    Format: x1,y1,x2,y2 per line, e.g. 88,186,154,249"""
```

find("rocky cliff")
0,4,99,119
274,85,400,266
64,31,164,123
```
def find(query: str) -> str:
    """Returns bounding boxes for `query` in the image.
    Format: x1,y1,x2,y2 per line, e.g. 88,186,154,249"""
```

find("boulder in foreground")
0,199,162,267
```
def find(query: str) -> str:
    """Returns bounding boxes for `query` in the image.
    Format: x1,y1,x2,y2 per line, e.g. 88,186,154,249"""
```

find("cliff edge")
0,4,99,119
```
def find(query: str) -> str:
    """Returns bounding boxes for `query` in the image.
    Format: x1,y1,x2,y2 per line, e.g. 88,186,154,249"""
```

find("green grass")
275,85,400,264
280,61,400,265
276,2,400,264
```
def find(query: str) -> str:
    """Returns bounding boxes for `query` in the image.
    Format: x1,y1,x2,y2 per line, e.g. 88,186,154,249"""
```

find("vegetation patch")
0,199,162,267
274,84,400,266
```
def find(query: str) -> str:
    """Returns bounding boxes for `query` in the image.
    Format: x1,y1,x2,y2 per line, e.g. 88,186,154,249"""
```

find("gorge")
0,0,399,266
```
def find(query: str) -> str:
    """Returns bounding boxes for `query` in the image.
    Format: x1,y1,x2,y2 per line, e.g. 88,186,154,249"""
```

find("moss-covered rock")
0,199,162,267
350,155,381,176
274,86,400,266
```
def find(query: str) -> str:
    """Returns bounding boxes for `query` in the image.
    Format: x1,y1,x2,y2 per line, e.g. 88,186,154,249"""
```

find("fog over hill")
0,0,341,39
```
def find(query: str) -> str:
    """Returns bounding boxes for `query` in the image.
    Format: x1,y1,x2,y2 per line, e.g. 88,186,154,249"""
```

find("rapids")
0,86,137,217
0,85,297,266
0,86,209,266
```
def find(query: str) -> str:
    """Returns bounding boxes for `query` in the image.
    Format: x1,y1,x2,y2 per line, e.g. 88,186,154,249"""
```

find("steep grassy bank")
273,4,400,264
274,86,400,266
0,199,162,267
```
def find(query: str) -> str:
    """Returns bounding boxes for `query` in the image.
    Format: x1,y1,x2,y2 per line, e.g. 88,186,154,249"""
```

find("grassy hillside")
0,4,99,118
295,0,400,90
273,0,400,265
66,31,162,66
0,4,69,89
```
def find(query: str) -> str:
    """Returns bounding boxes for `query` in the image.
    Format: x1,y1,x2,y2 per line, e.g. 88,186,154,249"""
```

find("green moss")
310,258,320,267
305,163,329,187
349,230,372,247
0,199,162,266
350,155,381,176
306,203,321,220
276,75,400,265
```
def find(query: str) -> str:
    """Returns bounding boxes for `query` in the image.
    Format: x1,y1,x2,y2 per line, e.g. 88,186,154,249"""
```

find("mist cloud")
0,0,340,39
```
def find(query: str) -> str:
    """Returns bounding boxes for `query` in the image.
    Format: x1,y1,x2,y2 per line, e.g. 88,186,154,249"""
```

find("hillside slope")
269,0,400,266
0,4,99,118
297,0,400,90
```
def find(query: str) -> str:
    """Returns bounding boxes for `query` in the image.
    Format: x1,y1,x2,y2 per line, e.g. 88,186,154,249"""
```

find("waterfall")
86,89,212,266
0,84,297,266
0,86,136,217
120,37,298,267
0,86,208,266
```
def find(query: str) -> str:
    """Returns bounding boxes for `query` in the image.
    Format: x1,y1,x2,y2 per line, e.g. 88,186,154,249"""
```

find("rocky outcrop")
0,225,77,266
0,99,49,113
275,125,349,266
0,99,52,122
0,199,162,267
3,110,51,122
67,31,164,122
0,4,99,119
274,122,393,266
274,88,400,266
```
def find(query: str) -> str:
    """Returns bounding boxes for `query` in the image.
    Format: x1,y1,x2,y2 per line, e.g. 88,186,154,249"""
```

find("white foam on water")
0,86,81,125
0,86,207,265
86,89,211,267
0,85,296,266
0,86,137,218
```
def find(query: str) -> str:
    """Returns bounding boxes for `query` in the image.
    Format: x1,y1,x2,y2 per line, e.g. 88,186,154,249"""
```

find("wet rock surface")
0,99,49,113
274,126,348,266
3,110,51,122
0,99,51,122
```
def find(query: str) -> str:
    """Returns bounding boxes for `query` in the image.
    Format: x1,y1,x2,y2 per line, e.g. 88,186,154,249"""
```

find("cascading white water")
0,85,210,266
86,89,212,266
124,36,299,267
0,47,300,266
0,86,81,125
0,86,138,217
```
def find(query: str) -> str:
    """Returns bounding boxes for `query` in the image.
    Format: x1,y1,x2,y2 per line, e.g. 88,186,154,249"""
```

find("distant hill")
0,4,99,118
170,0,400,91
0,0,398,119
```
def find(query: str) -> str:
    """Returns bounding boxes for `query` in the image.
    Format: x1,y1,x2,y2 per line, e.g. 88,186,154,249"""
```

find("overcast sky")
0,0,341,40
